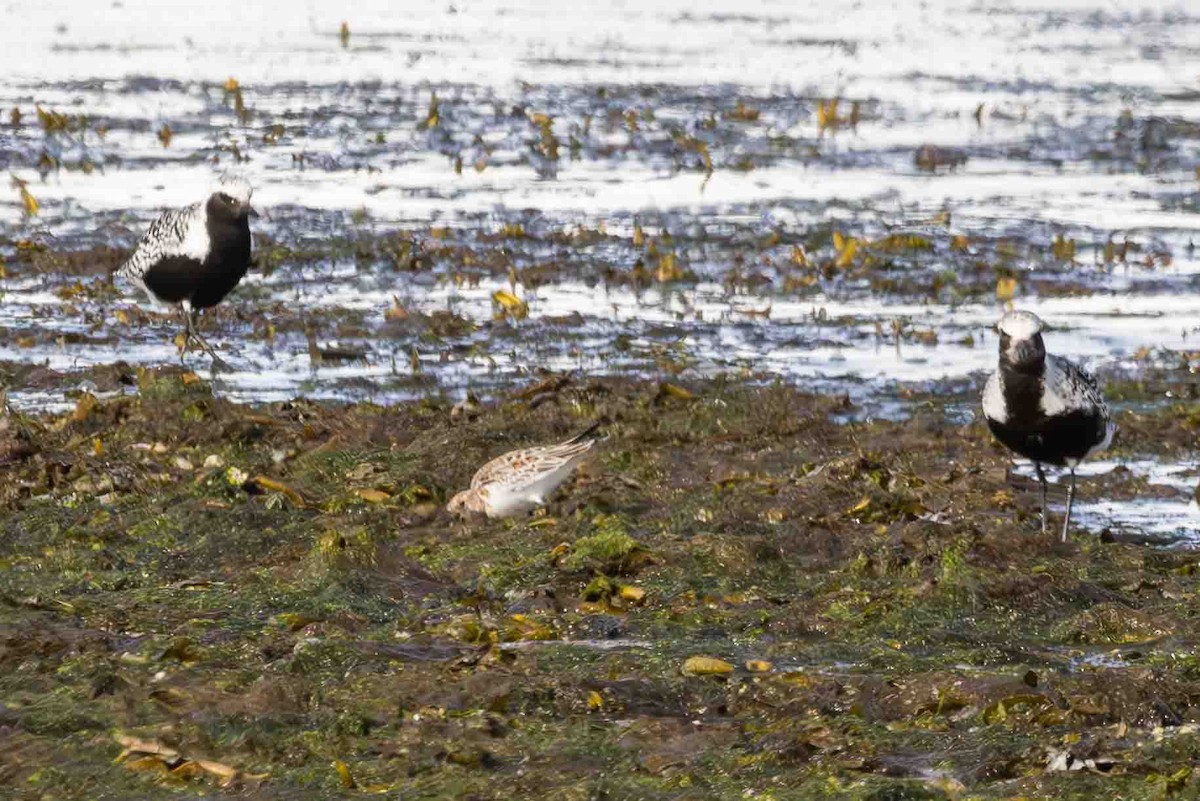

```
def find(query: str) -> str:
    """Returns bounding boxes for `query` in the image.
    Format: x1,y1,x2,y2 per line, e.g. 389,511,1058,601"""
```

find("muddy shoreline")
3,0,1200,795
3,370,1200,797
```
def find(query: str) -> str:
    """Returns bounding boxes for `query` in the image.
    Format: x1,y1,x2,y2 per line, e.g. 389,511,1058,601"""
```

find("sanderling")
982,310,1114,540
115,173,257,366
447,422,604,519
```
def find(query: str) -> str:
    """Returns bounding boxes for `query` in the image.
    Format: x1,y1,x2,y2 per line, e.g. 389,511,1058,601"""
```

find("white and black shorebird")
982,310,1115,541
115,174,258,366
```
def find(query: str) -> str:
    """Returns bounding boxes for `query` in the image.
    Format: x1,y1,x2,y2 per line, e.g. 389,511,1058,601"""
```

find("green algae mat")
3,369,1200,799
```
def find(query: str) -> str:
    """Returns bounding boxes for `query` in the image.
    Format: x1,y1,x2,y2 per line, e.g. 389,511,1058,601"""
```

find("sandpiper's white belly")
483,459,582,518
484,487,541,518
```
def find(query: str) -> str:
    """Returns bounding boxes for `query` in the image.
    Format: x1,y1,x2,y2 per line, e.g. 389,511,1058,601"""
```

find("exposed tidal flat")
2,0,1200,796
1,369,1200,798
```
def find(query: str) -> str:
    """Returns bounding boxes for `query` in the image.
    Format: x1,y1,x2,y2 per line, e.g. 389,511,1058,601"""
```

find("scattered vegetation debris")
914,144,968,171
0,373,1197,797
681,656,735,676
11,176,39,216
113,733,267,787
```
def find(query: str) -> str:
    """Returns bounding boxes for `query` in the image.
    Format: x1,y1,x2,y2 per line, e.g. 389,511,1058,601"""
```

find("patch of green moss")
2,373,1200,799
562,514,642,572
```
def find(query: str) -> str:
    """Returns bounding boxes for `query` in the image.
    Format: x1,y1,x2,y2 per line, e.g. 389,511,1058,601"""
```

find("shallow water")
1014,459,1200,545
2,1,1198,535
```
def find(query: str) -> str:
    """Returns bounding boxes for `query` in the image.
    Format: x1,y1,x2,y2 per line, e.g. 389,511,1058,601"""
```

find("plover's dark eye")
218,192,234,204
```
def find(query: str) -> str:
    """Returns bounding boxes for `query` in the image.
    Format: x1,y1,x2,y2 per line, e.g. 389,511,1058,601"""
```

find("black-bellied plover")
982,310,1114,541
115,174,257,366
447,422,604,518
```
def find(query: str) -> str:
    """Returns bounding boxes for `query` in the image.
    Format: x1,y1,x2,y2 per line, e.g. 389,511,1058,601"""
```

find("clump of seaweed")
3,369,1200,797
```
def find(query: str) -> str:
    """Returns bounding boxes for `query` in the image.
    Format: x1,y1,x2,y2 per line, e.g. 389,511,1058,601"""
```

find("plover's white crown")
216,173,253,205
997,310,1045,341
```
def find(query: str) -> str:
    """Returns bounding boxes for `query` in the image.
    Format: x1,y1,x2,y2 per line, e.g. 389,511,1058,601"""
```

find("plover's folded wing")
116,202,206,281
1043,354,1109,416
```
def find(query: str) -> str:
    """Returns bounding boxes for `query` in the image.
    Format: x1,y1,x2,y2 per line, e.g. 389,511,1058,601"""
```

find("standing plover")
447,422,604,519
982,310,1114,540
115,174,257,365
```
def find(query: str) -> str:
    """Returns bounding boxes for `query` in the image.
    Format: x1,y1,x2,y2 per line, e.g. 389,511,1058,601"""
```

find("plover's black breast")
983,354,1112,467
190,210,252,309
142,257,206,305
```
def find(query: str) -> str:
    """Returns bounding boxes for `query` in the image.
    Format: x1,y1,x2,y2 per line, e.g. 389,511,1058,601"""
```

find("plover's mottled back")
116,174,257,365
447,422,605,519
981,310,1114,540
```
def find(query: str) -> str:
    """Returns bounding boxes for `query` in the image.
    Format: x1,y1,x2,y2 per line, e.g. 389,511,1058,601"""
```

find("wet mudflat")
3,370,1200,798
2,0,1200,797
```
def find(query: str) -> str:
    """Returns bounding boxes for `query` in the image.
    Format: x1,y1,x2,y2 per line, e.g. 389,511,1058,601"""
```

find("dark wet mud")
3,372,1200,798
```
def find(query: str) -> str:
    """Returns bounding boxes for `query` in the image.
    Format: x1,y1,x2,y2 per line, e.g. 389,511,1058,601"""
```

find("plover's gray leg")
1035,462,1048,535
183,307,228,370
177,305,191,364
1061,469,1077,542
